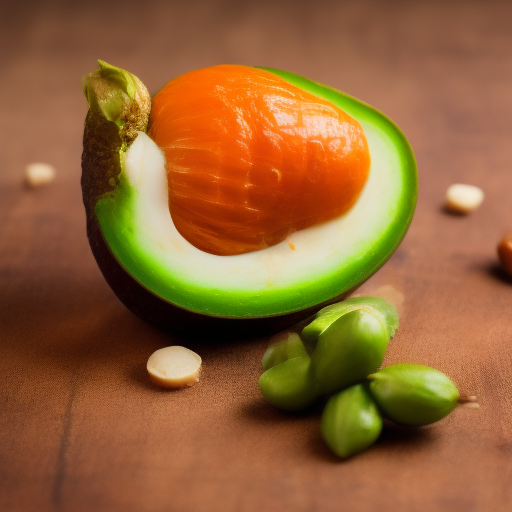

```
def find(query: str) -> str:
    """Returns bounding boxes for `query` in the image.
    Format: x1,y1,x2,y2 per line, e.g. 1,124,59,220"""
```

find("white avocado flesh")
95,69,416,318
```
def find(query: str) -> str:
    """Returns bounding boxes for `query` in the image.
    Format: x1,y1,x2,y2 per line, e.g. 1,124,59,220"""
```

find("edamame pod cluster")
258,296,463,459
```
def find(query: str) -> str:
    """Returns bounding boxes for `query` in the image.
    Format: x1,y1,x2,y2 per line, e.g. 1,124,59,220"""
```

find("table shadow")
304,421,438,463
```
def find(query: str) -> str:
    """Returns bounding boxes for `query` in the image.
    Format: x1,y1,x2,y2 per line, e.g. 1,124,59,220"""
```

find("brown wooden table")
1,1,511,511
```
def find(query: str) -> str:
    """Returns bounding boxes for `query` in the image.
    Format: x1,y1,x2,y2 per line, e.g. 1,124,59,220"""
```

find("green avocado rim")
95,67,417,318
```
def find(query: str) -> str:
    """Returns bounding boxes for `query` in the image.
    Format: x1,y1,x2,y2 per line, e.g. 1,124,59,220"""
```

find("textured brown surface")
1,1,512,511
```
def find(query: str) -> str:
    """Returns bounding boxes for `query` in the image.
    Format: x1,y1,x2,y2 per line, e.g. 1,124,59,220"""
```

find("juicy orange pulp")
148,65,370,256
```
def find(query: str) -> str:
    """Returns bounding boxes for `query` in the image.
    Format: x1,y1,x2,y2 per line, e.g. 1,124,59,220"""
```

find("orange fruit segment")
148,65,370,256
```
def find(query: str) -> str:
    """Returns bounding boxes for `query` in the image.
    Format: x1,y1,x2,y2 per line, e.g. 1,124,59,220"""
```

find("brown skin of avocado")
81,64,151,220
81,63,354,339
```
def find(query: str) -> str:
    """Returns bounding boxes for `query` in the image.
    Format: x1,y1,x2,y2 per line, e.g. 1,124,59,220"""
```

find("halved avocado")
81,62,417,336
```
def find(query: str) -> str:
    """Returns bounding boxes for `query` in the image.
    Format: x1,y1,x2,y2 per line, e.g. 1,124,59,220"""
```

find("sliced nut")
25,163,56,187
445,183,484,214
497,234,512,277
461,402,480,409
147,346,202,388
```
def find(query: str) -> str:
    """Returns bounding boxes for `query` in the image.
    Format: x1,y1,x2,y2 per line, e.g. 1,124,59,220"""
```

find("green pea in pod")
321,383,383,458
368,364,460,426
261,331,308,371
258,356,317,411
302,296,399,354
310,309,390,395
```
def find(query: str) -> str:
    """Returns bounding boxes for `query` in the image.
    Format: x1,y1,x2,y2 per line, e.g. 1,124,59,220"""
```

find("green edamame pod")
311,309,390,395
368,364,460,426
258,356,317,411
321,383,383,458
261,331,308,371
302,296,398,353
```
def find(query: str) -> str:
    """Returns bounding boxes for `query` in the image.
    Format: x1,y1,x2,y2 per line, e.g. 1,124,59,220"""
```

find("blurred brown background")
1,1,511,511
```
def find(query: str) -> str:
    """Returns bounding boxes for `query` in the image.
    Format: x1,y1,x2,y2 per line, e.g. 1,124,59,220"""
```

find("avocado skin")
86,216,354,338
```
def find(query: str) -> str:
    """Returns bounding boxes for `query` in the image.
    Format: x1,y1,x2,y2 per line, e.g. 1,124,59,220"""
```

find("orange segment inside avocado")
148,65,371,256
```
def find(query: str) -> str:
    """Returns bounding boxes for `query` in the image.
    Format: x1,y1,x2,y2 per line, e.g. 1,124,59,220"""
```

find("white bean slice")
445,183,484,214
25,163,56,187
147,346,202,388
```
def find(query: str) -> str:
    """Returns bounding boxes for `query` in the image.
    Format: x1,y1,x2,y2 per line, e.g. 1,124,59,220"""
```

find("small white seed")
25,163,56,187
461,402,480,409
445,183,484,214
147,346,202,388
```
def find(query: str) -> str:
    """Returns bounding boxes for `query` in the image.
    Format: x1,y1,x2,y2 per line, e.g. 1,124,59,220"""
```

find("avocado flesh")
89,67,417,320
